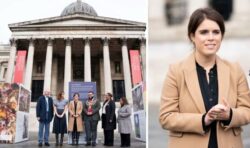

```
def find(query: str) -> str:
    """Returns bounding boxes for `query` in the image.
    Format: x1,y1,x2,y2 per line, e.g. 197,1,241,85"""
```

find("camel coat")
68,100,84,132
159,53,250,148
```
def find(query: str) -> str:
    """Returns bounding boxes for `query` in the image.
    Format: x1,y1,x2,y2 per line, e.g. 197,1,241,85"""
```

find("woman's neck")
195,52,216,70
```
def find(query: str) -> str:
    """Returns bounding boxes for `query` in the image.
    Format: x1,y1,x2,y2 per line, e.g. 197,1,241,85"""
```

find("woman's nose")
208,32,214,40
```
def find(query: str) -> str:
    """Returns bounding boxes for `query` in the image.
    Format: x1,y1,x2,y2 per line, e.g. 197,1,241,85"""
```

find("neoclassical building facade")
4,0,146,102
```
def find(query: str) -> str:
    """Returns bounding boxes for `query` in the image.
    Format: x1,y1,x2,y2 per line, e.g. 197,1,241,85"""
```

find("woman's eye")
213,30,221,34
200,30,208,34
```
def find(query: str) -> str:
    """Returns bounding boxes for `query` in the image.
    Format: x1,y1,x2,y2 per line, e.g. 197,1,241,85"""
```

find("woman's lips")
205,44,216,49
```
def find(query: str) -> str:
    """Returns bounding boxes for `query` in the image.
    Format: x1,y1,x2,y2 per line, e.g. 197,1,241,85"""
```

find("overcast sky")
0,0,147,44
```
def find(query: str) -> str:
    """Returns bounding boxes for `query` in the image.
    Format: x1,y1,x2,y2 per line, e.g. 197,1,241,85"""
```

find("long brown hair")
120,97,129,107
57,91,64,101
106,92,113,100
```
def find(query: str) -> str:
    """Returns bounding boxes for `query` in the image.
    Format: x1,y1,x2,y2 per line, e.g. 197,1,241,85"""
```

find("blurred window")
209,0,233,21
165,0,187,25
36,61,43,73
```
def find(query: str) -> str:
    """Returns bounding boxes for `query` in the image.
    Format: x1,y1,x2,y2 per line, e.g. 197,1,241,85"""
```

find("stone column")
103,37,112,93
121,38,132,102
24,38,35,90
140,37,146,81
43,38,53,92
6,39,17,83
51,56,58,98
84,37,91,82
64,38,72,100
0,64,4,81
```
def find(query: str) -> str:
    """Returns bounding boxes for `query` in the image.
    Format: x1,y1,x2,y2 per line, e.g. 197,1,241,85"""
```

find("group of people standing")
36,90,132,147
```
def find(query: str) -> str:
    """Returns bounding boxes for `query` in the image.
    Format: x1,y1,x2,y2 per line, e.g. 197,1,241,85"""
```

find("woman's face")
74,94,79,101
120,99,123,105
105,94,110,100
191,18,222,57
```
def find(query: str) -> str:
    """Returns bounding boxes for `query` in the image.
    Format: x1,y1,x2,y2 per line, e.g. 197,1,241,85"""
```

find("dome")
61,0,98,16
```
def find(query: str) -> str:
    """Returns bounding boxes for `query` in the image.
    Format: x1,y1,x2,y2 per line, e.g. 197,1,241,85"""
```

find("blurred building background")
148,0,250,147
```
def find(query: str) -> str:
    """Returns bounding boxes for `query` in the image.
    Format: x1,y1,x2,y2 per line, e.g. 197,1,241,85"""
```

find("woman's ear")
190,33,195,43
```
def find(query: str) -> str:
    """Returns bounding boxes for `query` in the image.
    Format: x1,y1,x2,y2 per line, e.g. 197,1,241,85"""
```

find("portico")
6,1,146,102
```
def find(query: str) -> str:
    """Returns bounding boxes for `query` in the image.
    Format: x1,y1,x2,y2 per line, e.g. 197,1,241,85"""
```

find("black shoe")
55,141,59,146
85,142,91,146
72,140,75,145
92,142,96,146
60,138,63,146
38,143,43,147
45,142,50,146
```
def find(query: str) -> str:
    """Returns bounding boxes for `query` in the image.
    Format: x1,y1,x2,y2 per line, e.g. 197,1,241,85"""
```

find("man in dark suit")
83,91,101,146
36,90,54,147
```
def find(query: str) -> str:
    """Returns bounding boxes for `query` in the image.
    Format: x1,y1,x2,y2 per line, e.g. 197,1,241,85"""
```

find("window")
113,80,125,101
165,0,187,25
209,0,233,21
36,62,43,73
3,68,7,79
114,61,121,74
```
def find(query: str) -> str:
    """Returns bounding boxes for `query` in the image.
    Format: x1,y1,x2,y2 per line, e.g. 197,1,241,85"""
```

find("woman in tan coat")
68,93,83,145
159,8,250,148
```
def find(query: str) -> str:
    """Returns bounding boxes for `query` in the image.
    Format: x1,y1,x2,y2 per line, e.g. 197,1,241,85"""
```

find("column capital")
46,38,54,46
121,37,127,46
9,38,17,47
65,37,72,46
84,37,91,45
29,38,35,45
139,37,146,45
102,37,110,46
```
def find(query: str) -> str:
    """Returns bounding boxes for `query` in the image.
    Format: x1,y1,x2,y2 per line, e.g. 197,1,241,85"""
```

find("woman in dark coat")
102,93,116,146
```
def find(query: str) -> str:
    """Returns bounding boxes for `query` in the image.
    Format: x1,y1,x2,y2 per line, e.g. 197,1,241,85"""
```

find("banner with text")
68,81,97,145
68,82,97,101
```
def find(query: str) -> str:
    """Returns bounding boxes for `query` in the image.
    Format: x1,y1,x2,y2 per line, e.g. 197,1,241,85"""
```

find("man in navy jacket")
36,90,54,147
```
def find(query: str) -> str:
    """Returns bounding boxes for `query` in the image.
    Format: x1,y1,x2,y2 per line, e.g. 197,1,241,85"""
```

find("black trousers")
72,119,79,144
104,130,114,146
120,133,130,146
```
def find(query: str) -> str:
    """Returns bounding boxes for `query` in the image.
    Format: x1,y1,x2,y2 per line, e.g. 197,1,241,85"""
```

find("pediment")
9,14,145,29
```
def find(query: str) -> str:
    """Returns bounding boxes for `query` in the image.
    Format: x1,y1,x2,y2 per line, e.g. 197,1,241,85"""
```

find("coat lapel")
183,53,206,113
72,101,75,114
216,56,230,104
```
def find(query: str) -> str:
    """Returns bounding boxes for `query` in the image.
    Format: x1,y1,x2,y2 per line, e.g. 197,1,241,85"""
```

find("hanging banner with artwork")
132,82,146,142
